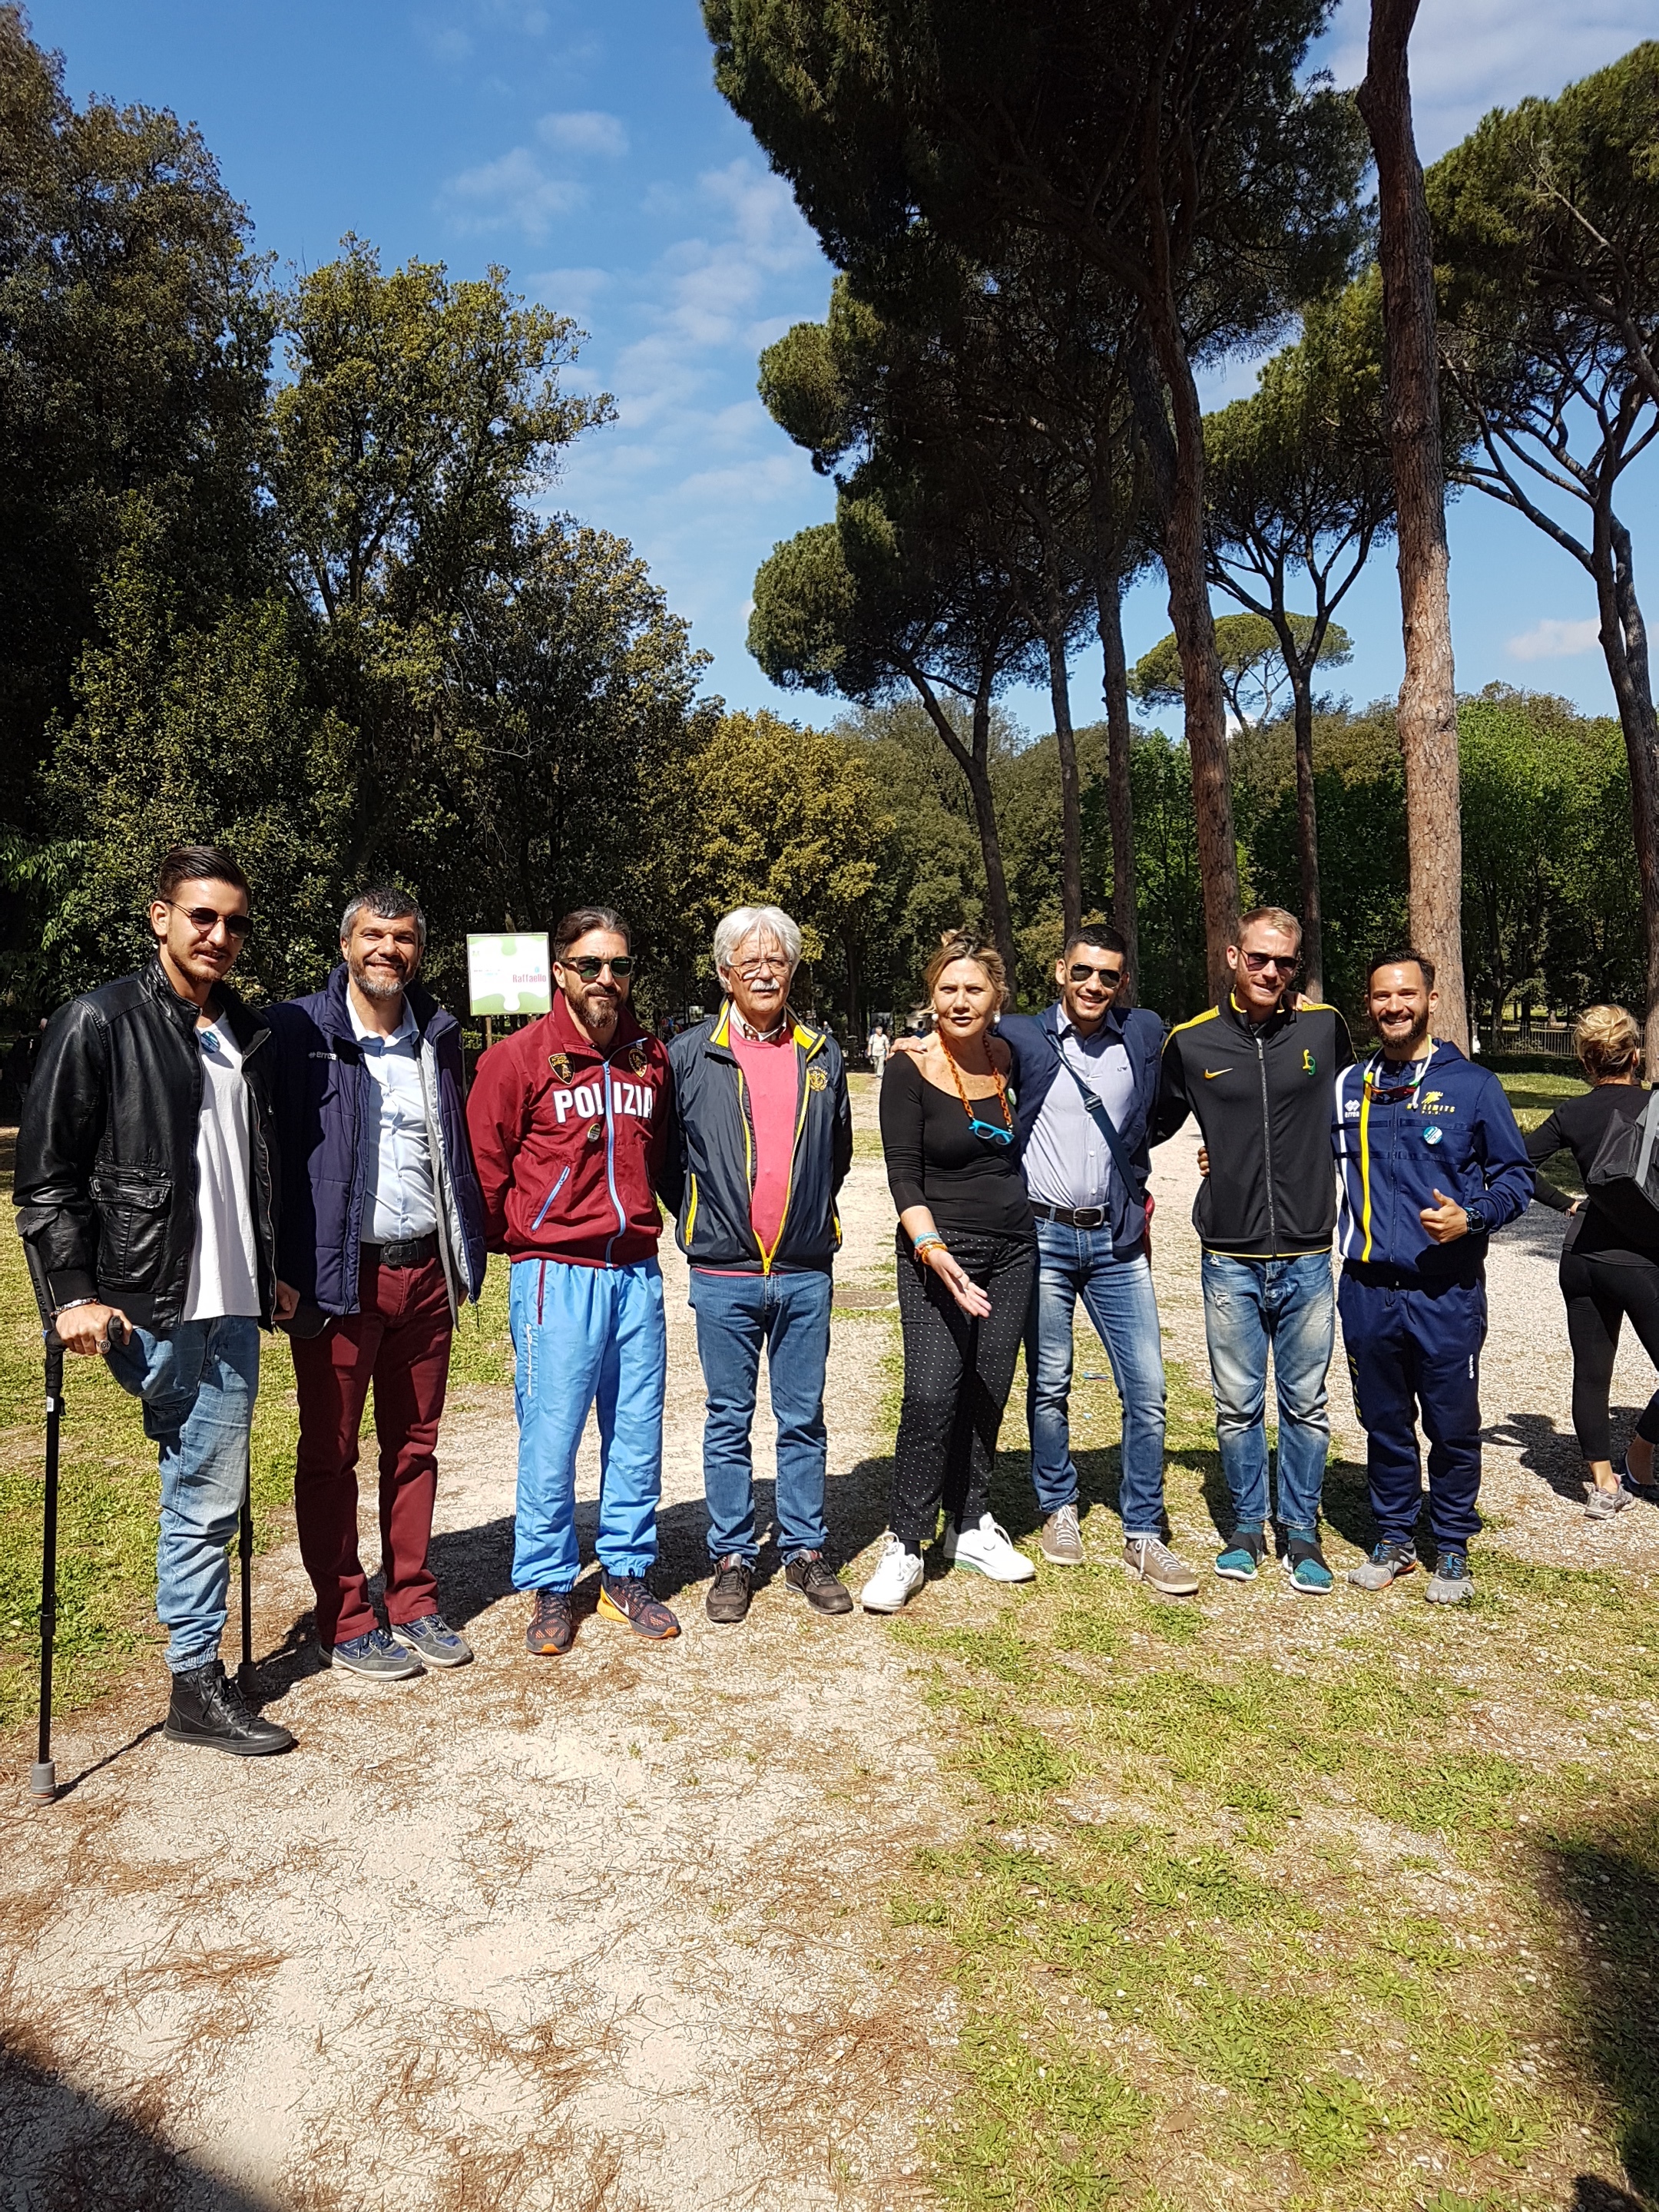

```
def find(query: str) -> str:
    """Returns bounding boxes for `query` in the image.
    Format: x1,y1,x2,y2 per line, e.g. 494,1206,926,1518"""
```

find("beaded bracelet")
912,1231,947,1263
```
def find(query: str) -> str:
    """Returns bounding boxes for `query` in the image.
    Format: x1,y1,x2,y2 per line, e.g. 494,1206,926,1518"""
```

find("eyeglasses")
968,1117,1015,1146
731,957,791,979
169,903,253,941
1068,962,1124,986
561,955,634,981
1240,950,1299,975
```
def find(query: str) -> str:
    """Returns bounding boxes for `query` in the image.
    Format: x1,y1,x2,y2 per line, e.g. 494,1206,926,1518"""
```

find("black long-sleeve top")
879,1053,1033,1239
1525,1082,1659,1263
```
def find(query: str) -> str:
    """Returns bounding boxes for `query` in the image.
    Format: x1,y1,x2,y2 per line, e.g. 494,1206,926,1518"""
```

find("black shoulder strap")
1058,1048,1138,1191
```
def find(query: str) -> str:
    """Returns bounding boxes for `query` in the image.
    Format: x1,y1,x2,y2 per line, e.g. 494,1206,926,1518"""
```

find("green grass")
0,1199,516,1726
1498,1067,1588,1192
879,1336,1659,2210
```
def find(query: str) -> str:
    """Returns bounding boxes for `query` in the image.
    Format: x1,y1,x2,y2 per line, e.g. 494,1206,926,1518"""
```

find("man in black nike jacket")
1154,907,1353,1593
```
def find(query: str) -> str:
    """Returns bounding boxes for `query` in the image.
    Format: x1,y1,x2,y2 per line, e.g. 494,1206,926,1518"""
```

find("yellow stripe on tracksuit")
1358,1075,1374,1260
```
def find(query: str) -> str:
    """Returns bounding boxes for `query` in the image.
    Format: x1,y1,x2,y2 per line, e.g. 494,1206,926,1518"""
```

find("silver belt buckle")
1074,1206,1106,1230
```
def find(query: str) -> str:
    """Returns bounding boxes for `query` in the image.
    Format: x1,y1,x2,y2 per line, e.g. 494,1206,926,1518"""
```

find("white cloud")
1506,616,1601,661
443,147,586,240
538,110,629,158
1315,0,1653,161
416,22,474,65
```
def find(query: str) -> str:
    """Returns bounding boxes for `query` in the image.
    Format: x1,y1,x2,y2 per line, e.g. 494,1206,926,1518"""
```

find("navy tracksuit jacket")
1332,1040,1532,1548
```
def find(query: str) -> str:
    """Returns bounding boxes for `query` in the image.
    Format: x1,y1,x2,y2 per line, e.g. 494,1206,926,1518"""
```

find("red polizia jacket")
465,994,674,1270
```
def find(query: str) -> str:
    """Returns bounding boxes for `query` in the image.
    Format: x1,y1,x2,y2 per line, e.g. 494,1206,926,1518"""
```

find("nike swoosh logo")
1203,1068,1227,1079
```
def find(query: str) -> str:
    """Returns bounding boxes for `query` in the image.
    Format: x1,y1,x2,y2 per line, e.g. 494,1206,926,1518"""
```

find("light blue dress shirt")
349,998,439,1243
1022,1016,1136,1213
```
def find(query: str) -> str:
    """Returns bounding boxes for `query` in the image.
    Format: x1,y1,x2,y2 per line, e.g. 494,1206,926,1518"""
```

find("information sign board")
466,932,551,1016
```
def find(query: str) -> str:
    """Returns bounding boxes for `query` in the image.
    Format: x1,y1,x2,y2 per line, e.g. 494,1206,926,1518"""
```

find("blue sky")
30,0,1657,735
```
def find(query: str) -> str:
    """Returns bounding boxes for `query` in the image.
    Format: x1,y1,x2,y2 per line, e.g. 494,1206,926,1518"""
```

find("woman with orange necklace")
863,933,1038,1609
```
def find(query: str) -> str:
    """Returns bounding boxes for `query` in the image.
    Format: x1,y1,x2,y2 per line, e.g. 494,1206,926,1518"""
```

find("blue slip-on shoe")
389,1613,473,1668
324,1626,423,1680
1214,1530,1267,1583
1283,1535,1334,1596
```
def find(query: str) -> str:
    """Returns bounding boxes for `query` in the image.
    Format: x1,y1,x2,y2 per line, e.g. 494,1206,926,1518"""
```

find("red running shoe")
525,1588,576,1655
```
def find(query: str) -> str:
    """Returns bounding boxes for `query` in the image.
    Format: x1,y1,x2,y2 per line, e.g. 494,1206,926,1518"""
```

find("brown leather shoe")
784,1551,853,1615
706,1555,753,1624
525,1588,575,1655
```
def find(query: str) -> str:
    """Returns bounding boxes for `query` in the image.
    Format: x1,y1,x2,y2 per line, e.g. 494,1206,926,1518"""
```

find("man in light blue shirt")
349,995,440,1247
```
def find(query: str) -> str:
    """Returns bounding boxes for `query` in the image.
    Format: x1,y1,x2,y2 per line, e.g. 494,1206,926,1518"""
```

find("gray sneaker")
389,1613,473,1667
1349,1540,1418,1592
1041,1504,1084,1565
323,1626,423,1680
1123,1536,1200,1597
1585,1481,1634,1522
1424,1549,1474,1604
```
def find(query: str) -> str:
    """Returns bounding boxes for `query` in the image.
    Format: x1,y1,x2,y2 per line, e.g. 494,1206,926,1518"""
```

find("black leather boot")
163,1659,296,1757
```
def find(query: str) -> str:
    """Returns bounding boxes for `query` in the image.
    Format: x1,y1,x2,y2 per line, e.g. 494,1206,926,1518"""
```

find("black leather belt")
1031,1200,1108,1230
363,1233,438,1269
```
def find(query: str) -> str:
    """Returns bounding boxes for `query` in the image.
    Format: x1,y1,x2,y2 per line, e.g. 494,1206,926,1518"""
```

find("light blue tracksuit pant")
508,1255,667,1592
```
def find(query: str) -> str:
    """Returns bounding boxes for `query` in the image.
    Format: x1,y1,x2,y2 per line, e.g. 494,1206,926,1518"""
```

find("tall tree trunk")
1359,0,1469,1050
843,927,864,1048
1596,503,1659,1062
968,680,1019,985
1094,547,1140,989
1290,668,1325,1002
1042,592,1084,941
903,664,1019,985
1130,318,1239,1002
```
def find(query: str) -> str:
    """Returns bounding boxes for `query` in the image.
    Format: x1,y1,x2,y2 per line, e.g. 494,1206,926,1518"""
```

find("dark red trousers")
292,1253,453,1645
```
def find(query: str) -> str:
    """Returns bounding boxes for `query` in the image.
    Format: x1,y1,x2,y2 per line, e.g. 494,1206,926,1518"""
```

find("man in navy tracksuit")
1333,949,1532,1603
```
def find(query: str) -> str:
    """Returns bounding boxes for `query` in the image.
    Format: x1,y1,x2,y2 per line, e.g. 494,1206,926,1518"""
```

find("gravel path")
8,1093,1658,2210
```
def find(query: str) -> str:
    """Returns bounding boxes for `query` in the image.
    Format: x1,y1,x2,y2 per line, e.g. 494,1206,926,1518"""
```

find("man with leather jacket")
14,846,296,1757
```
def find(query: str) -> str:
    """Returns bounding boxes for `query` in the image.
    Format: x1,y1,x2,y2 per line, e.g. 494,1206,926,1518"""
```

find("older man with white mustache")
661,906,855,1624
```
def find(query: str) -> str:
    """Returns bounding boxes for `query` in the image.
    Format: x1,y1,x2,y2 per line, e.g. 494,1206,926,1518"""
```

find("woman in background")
863,933,1037,1610
1528,1005,1659,1518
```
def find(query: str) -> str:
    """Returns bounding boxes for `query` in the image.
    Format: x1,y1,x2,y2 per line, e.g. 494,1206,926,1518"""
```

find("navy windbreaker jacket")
659,1004,852,1273
267,967,488,1318
1333,1038,1532,1285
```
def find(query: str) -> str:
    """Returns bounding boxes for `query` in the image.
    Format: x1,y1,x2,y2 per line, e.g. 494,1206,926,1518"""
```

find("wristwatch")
1464,1202,1491,1236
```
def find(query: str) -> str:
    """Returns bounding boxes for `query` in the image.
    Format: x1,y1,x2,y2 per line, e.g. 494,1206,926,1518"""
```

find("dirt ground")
0,1082,951,2212
5,1089,1657,2211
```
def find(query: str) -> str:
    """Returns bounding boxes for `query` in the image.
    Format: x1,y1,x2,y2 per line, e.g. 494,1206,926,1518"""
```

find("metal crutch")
238,1472,256,1701
29,1319,65,1806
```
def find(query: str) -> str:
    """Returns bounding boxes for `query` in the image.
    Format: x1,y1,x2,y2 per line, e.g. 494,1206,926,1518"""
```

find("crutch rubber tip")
28,1760,56,1804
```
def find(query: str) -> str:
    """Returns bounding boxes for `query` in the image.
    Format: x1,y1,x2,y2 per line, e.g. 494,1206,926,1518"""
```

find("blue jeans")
1026,1223,1167,1538
1200,1250,1333,1535
508,1256,666,1591
104,1316,261,1674
687,1268,833,1564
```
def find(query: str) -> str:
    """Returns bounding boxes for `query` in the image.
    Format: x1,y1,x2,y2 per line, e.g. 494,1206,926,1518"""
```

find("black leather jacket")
14,961,279,1331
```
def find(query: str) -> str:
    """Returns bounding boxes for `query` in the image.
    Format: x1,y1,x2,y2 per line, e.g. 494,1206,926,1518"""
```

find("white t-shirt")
182,1015,261,1322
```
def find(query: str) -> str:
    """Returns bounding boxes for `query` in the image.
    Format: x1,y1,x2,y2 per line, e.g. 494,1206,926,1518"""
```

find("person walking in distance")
14,846,294,1755
267,887,488,1680
660,906,855,1624
1336,951,1532,1601
868,1022,890,1078
467,907,680,1654
863,933,1038,1611
1154,907,1353,1593
1526,1006,1659,1517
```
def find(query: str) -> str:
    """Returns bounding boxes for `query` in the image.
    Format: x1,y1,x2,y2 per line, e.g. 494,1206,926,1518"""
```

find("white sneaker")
943,1514,1037,1583
859,1535,924,1612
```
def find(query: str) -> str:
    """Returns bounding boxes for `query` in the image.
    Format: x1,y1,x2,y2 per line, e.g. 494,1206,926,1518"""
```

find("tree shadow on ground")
1534,1801,1659,2211
2,2043,272,2211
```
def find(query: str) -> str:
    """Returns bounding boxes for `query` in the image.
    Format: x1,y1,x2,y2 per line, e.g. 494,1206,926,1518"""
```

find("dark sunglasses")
169,902,253,940
1068,961,1124,986
561,955,634,981
1241,950,1298,975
